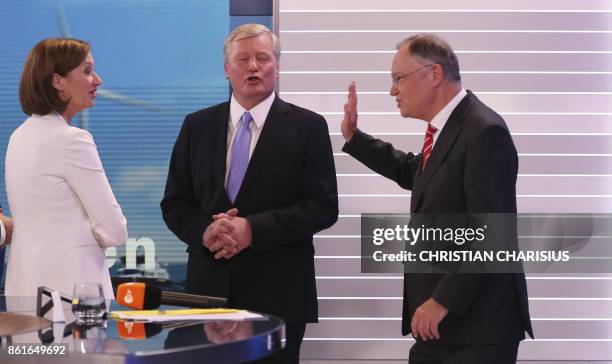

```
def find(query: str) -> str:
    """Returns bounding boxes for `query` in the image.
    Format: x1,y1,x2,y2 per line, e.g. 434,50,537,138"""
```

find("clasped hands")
204,321,253,344
202,208,252,260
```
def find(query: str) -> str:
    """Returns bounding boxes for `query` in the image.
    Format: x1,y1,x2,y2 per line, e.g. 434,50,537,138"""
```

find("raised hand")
341,81,358,142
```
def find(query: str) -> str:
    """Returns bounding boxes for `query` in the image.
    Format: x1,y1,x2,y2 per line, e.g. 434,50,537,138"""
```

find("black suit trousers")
409,340,519,364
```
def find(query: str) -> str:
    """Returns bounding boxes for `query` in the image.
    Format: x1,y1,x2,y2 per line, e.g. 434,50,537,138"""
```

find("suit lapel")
211,102,232,206
410,162,423,211
232,95,290,205
411,92,475,211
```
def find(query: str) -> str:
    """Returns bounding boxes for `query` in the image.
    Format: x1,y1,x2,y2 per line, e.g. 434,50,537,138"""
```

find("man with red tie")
341,33,533,363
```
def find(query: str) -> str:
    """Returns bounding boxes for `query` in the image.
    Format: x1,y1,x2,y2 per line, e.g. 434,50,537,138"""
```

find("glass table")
0,295,284,363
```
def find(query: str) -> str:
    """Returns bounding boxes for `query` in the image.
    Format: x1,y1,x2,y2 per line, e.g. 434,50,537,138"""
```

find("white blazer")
4,113,127,299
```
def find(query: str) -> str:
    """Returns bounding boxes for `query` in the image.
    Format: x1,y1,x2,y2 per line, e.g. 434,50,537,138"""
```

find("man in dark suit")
161,23,338,363
341,33,533,363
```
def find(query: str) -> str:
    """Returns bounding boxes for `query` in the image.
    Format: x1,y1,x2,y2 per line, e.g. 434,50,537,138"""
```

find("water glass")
72,283,106,324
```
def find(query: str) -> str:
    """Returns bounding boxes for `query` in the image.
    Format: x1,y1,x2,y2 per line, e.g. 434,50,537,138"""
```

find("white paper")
111,310,263,322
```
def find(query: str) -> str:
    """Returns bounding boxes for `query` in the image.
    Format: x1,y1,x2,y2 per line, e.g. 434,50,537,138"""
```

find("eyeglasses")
391,64,434,86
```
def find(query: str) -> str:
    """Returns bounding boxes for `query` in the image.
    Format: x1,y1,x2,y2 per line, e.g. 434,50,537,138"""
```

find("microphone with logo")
117,320,199,340
115,282,227,310
117,320,162,340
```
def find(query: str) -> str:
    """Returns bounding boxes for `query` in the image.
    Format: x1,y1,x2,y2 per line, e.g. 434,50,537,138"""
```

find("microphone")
116,320,198,340
115,282,227,310
117,321,162,339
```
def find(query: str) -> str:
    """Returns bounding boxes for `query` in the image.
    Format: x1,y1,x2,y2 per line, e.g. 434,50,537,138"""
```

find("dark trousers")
250,323,306,364
409,340,520,364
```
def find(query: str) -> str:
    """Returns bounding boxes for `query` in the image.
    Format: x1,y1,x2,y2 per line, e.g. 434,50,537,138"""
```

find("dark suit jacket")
161,95,339,324
343,91,533,345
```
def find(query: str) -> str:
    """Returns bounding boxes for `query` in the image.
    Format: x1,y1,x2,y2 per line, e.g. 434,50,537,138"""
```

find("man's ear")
224,63,230,80
51,73,64,91
430,64,444,88
275,60,279,80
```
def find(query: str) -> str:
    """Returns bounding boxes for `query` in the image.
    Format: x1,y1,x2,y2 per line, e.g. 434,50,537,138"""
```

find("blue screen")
0,0,230,287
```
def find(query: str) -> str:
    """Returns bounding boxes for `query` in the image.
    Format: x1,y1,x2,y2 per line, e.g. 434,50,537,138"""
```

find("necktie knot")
241,111,253,126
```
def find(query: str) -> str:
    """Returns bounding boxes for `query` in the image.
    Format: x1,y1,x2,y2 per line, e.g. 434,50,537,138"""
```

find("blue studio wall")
0,0,230,287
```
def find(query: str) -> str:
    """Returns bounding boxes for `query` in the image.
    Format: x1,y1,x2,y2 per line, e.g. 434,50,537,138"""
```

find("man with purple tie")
161,24,338,363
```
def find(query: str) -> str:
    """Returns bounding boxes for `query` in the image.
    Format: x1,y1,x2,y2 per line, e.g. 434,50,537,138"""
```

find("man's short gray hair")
396,33,461,83
224,23,281,61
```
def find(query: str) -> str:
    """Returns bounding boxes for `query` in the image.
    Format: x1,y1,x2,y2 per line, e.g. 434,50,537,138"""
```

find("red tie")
421,123,438,170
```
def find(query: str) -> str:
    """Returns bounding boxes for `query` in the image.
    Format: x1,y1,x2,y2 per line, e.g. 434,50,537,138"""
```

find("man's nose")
247,58,259,70
390,84,398,96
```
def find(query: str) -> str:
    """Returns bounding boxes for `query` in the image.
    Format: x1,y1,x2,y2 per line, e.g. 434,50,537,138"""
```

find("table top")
0,295,284,363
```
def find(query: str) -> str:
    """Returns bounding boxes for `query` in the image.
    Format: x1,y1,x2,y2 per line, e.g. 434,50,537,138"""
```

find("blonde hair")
223,23,280,61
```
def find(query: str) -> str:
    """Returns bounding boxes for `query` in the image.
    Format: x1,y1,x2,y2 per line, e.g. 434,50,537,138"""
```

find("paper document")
110,308,263,322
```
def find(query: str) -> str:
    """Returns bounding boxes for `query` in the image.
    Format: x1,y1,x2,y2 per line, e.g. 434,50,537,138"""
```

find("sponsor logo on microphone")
124,289,133,304
124,321,133,334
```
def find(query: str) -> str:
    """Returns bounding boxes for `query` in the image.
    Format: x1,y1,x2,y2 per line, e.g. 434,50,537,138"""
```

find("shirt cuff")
0,219,5,245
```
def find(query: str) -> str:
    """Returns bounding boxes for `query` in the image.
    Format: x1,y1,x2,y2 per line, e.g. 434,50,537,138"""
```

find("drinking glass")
72,283,106,324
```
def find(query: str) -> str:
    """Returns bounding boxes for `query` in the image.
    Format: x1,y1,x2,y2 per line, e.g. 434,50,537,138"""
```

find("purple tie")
227,112,253,202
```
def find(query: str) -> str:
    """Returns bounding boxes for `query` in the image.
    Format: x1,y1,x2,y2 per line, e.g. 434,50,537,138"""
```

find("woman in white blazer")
4,38,127,299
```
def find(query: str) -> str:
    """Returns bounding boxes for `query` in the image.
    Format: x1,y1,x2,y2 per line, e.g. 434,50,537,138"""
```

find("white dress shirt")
0,218,5,245
429,88,467,148
224,92,275,187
